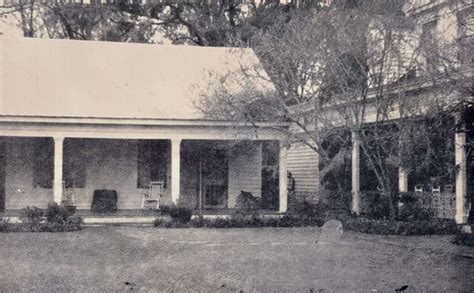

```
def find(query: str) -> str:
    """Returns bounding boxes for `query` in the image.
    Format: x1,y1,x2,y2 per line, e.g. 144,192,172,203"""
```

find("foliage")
342,216,458,236
317,190,352,215
396,192,434,221
154,213,325,229
159,205,172,215
2,203,81,233
0,0,323,44
154,199,459,236
20,206,45,225
0,221,81,233
235,191,260,214
451,230,474,246
45,203,77,225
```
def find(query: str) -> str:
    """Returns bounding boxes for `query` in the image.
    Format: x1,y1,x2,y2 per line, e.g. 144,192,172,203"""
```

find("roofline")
0,115,290,128
0,36,254,52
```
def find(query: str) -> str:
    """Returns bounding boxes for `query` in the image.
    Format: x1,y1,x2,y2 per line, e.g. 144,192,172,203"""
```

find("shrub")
0,218,11,232
168,206,193,224
159,205,172,215
289,200,335,225
451,231,474,246
396,192,434,221
342,216,458,235
45,203,77,225
153,213,325,229
360,191,392,220
154,218,189,228
235,191,260,213
20,206,44,225
318,189,352,214
292,201,322,218
5,203,82,232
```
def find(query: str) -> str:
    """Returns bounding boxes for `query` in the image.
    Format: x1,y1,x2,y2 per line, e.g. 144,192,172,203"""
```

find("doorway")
200,145,228,208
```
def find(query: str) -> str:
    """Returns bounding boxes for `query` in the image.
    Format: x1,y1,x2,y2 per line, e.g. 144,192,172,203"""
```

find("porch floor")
0,208,281,218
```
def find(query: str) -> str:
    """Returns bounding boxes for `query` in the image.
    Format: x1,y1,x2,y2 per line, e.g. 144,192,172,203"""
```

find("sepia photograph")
0,0,472,292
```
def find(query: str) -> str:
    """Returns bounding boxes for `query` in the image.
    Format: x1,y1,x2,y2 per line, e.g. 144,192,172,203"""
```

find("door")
0,142,5,212
201,147,228,208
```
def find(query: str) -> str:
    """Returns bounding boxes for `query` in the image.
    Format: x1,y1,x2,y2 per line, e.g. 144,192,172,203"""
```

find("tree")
1,1,157,41
0,0,321,44
197,0,472,219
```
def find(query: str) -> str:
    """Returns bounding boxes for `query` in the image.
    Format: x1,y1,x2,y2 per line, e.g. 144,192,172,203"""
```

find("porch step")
82,216,156,226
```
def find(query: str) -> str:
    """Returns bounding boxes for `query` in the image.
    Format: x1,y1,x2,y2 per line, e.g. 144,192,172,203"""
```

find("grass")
0,227,472,292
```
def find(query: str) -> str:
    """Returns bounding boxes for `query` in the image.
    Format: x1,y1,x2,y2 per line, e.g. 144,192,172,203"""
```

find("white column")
351,130,361,215
455,114,467,224
399,167,408,193
279,141,288,213
53,136,64,204
398,132,408,193
171,138,181,205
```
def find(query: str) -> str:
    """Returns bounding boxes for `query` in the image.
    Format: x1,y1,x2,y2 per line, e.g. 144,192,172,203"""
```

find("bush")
2,204,82,233
289,200,338,225
360,191,392,220
153,213,326,229
396,192,434,221
0,219,11,232
342,216,458,235
20,206,45,225
451,231,474,246
235,191,260,213
153,218,188,228
45,203,77,225
168,206,193,224
318,190,352,214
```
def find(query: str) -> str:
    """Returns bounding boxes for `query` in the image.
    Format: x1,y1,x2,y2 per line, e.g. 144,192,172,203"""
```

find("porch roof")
0,114,290,128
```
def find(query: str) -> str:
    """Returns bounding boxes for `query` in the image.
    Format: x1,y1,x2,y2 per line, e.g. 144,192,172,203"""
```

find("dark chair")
91,190,118,213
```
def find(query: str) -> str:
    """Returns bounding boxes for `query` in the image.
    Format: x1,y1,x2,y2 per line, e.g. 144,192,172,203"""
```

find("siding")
228,142,262,207
287,143,320,193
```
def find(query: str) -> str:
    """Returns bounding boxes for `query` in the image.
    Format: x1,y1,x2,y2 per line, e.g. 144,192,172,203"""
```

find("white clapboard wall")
287,142,320,194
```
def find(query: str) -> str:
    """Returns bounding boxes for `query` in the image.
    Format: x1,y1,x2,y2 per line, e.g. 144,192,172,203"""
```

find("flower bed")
0,203,82,233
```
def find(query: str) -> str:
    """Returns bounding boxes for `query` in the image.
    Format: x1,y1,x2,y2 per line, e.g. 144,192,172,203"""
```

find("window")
137,140,168,189
421,19,438,47
420,19,439,71
32,138,53,189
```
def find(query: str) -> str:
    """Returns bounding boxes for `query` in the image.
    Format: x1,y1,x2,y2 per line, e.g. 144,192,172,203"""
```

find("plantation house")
0,37,289,217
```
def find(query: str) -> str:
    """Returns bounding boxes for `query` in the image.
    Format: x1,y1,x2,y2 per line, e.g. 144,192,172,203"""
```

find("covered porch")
0,116,290,217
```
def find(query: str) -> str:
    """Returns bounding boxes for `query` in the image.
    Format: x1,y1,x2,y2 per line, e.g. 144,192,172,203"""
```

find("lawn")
0,226,472,292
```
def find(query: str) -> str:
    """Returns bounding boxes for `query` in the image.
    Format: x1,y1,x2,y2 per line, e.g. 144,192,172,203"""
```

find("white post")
351,130,361,215
53,136,64,204
399,167,408,193
398,130,409,193
455,114,467,224
171,138,181,205
279,141,288,213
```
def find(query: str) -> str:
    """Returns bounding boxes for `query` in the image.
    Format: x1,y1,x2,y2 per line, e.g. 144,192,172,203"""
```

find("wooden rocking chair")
142,181,163,210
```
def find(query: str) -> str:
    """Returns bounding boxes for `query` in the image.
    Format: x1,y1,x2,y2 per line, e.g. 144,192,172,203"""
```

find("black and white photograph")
0,0,473,292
